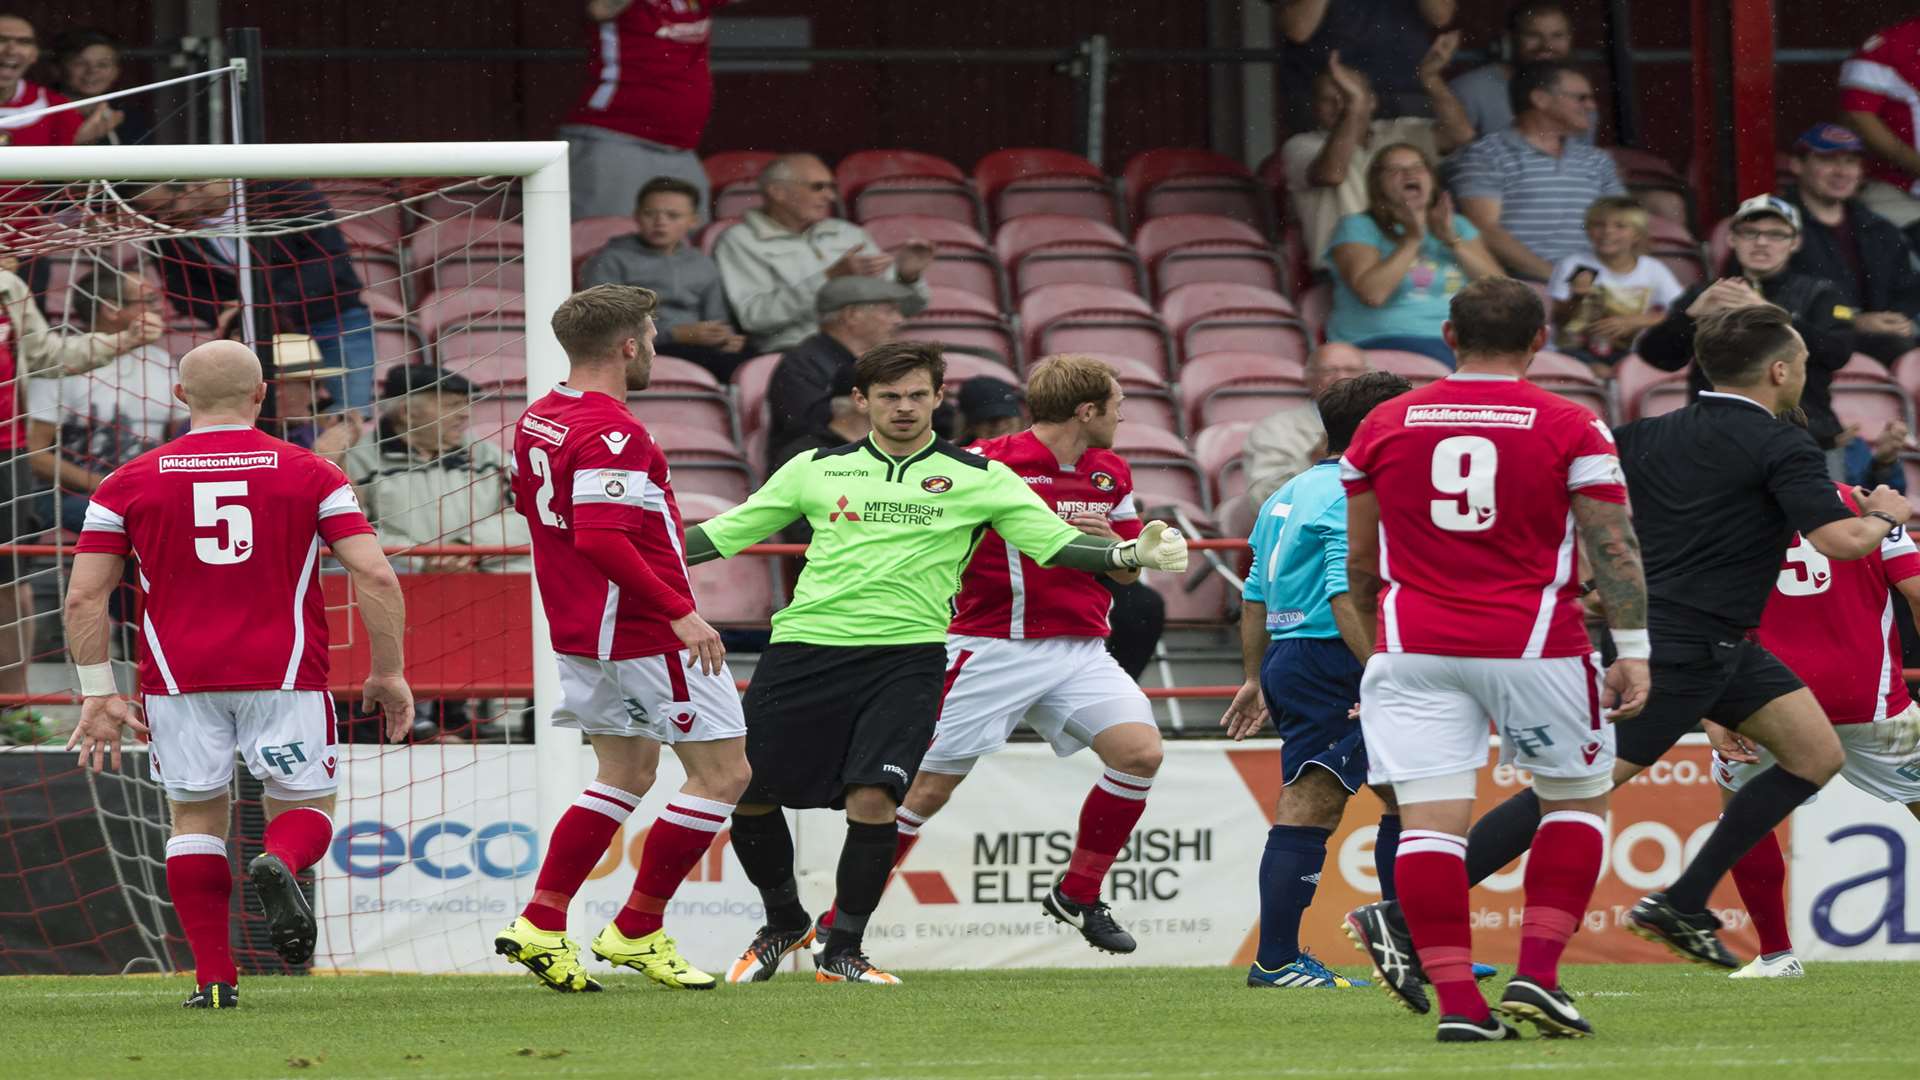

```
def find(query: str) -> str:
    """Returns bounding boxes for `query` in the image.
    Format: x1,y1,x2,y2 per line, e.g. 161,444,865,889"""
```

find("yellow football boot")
591,924,716,990
494,916,602,992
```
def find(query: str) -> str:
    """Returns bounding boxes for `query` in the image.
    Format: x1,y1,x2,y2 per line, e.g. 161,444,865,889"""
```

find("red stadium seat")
836,150,985,230
973,148,1119,226
1364,349,1452,387
1891,349,1920,410
337,213,402,256
1179,350,1309,431
1192,420,1256,504
1645,216,1707,286
1832,353,1915,432
351,252,407,307
315,179,406,246
571,215,640,280
994,215,1145,297
406,218,525,298
416,286,525,344
698,217,738,257
1134,214,1284,298
1113,423,1211,511
432,260,525,295
864,213,1008,310
901,286,1019,367
1613,353,1689,420
436,335,527,387
1159,282,1309,365
404,178,519,229
463,389,529,452
635,356,738,441
648,421,755,502
1122,148,1271,236
1297,280,1331,345
1528,349,1615,420
941,351,1021,390
1018,283,1172,375
732,352,785,439
704,150,776,220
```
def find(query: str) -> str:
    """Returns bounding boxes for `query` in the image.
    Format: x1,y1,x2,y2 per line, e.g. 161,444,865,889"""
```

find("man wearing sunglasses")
716,153,934,354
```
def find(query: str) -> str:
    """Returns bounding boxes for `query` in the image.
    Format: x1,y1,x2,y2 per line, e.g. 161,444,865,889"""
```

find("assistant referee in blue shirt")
1223,370,1412,989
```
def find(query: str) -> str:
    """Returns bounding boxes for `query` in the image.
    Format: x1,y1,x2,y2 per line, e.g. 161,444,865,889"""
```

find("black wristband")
1866,510,1902,531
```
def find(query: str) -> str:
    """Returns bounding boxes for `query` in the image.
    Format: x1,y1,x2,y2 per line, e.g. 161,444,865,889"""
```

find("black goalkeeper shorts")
1615,634,1805,767
739,642,948,810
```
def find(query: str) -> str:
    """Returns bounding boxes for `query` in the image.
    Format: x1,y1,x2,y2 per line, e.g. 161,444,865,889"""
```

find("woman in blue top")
1325,142,1502,367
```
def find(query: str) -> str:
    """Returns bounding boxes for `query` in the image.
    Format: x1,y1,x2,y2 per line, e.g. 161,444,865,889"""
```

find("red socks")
1730,829,1792,956
614,794,735,939
166,834,235,987
262,807,332,872
1061,768,1154,904
523,782,638,932
819,805,925,932
1396,830,1486,1021
1516,811,1605,990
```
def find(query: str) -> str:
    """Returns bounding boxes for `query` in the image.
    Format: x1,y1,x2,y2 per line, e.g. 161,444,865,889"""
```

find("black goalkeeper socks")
824,820,897,957
1665,765,1822,913
1465,788,1542,886
729,809,809,929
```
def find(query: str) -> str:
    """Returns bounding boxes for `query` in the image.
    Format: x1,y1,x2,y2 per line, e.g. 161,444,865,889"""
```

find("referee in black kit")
1399,304,1914,968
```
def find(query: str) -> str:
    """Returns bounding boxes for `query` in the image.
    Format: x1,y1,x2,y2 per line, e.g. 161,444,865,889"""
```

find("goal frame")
0,141,575,840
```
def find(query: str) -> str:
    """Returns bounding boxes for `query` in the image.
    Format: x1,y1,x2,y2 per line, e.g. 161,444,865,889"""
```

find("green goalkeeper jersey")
692,434,1082,646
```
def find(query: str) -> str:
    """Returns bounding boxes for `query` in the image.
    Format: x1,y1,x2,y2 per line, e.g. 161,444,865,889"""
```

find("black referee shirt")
1614,392,1854,638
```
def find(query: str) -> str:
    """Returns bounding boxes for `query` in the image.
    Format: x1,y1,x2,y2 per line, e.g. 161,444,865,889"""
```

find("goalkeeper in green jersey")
684,341,1186,985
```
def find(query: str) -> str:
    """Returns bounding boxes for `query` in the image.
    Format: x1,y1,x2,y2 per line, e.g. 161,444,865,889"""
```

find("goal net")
0,142,611,976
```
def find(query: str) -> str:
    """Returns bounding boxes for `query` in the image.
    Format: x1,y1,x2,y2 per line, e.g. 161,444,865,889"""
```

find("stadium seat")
1902,454,1920,516
836,149,986,231
1832,353,1915,432
1192,420,1255,504
1179,350,1308,430
1706,216,1733,275
416,286,525,345
732,352,785,440
570,215,640,281
647,421,756,502
1063,352,1179,433
682,496,782,624
1645,216,1707,287
1279,219,1311,296
1363,349,1452,387
993,215,1146,297
405,178,520,231
406,218,525,298
1614,353,1690,419
698,217,738,256
973,148,1120,226
704,150,776,220
1134,214,1284,299
1529,349,1615,420
1296,280,1331,345
864,214,1008,310
1890,348,1920,410
1018,283,1173,375
1608,146,1685,187
337,212,402,256
1216,492,1257,546
1158,282,1309,365
463,389,530,452
436,334,527,387
1122,148,1271,237
351,252,408,307
902,286,1020,367
314,178,406,245
1112,423,1210,511
635,356,739,442
942,351,1022,391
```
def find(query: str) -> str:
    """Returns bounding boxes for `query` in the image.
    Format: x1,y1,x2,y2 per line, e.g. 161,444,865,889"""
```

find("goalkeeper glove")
1114,520,1188,572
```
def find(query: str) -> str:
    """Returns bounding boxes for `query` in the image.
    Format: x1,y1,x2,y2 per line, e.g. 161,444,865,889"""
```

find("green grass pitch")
9,962,1919,1079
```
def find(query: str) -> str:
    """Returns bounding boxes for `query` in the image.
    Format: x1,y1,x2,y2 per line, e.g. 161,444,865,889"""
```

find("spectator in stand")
1840,16,1920,229
263,334,361,461
1447,3,1589,142
1448,62,1625,280
1846,415,1910,494
957,377,1025,444
48,28,148,146
1282,37,1475,276
1274,0,1458,128
1639,195,1858,471
22,268,182,535
1784,123,1920,365
1244,343,1368,506
1325,144,1502,366
771,365,869,470
715,153,933,354
0,15,92,146
580,176,749,380
761,275,920,459
1545,196,1684,377
558,0,729,219
132,179,379,413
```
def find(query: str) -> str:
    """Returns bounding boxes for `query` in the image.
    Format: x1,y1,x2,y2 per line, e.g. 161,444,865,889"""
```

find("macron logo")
1404,404,1537,429
520,413,568,447
601,431,631,455
158,451,277,472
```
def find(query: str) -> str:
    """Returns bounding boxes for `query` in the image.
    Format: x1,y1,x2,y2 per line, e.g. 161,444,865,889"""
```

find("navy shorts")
1259,636,1368,793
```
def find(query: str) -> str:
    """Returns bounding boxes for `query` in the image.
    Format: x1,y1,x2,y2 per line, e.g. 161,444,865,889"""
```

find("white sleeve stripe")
81,502,125,533
1338,456,1366,482
1567,454,1625,490
317,484,361,519
1110,493,1139,521
572,467,668,509
1882,530,1918,558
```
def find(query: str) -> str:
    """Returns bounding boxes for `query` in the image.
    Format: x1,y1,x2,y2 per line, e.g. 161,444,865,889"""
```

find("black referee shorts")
739,642,948,810
1615,635,1805,767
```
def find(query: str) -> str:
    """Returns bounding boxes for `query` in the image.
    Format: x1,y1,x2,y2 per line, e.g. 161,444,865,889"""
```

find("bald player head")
174,340,268,424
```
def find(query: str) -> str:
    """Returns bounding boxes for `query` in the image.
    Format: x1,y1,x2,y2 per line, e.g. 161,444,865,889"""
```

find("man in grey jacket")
580,176,750,380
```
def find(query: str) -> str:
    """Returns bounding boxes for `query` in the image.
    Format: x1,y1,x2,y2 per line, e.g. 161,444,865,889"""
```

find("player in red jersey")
0,15,83,147
1840,15,1920,227
492,284,750,992
811,354,1161,954
63,341,413,1010
1338,279,1650,1041
1710,481,1920,979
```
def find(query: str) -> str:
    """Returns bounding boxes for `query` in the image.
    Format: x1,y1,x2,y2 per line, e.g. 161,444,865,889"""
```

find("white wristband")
1611,628,1650,660
76,662,117,698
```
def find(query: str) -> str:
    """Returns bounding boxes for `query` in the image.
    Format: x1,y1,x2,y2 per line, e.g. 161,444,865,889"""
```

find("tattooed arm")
1572,492,1651,720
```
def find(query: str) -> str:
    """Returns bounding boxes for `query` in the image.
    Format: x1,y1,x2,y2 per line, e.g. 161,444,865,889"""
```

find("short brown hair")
551,284,658,361
1695,303,1801,387
854,341,945,395
1448,276,1546,355
1026,354,1117,423
1318,371,1414,454
636,176,700,210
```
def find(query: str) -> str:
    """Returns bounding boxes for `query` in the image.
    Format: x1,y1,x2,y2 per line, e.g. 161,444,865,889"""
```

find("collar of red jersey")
1445,372,1520,381
184,424,252,434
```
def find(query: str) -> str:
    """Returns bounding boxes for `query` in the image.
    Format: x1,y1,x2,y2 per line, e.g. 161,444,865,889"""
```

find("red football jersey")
0,80,82,147
1757,484,1920,726
948,431,1142,640
1840,18,1920,193
512,384,694,661
563,0,730,149
1340,374,1628,659
74,425,375,695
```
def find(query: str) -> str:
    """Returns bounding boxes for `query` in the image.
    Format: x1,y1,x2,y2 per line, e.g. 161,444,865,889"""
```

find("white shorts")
145,690,338,803
553,651,747,744
920,634,1154,774
1360,651,1615,785
1714,703,1920,806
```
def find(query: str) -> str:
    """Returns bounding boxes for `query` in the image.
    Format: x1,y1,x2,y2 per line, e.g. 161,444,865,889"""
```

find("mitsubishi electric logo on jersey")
829,495,862,522
1404,404,1537,429
158,451,278,472
520,413,568,447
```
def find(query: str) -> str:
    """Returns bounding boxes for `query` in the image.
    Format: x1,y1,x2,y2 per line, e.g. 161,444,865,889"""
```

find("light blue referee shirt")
1242,459,1348,641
